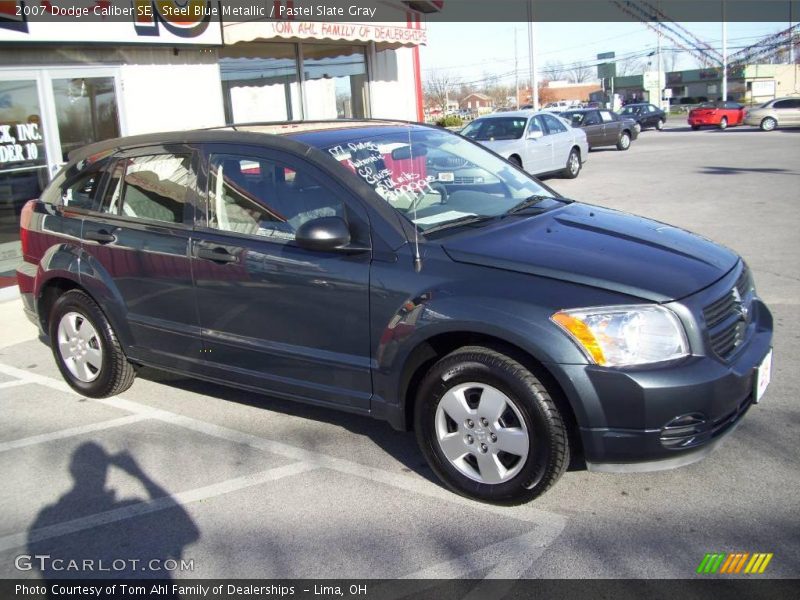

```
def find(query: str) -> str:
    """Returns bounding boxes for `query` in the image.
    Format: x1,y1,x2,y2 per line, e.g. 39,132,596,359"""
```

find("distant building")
460,92,493,113
609,64,800,105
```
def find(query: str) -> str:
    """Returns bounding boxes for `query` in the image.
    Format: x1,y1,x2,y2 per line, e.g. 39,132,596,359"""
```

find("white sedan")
461,110,589,179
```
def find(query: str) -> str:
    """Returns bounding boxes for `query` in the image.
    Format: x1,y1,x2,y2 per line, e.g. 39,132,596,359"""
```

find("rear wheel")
561,147,581,179
414,346,569,505
719,117,728,130
655,118,665,130
616,131,631,151
760,117,777,131
49,290,135,397
691,125,700,131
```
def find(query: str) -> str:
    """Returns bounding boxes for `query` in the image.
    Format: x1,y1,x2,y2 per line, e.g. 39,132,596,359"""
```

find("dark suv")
16,121,772,504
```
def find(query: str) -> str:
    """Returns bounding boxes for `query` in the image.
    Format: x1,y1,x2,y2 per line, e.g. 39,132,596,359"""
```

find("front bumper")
552,270,773,471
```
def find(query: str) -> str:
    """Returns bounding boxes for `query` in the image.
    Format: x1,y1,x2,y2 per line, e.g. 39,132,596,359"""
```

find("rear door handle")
84,229,116,244
195,245,238,263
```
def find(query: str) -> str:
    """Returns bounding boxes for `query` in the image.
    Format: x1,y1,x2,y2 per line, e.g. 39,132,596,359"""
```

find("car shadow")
698,166,796,176
136,367,444,482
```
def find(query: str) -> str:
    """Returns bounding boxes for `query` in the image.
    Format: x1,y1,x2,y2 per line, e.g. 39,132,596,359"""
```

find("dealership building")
0,2,431,272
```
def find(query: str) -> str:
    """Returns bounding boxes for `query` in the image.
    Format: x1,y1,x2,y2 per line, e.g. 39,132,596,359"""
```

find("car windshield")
461,117,527,141
620,106,641,114
305,126,563,233
698,102,718,108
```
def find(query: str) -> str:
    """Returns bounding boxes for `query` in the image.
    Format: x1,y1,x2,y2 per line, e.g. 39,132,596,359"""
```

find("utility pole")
515,27,520,109
527,0,538,110
722,0,728,101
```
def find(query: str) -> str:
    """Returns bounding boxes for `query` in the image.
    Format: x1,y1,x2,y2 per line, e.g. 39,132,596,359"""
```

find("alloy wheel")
57,311,103,382
434,382,530,485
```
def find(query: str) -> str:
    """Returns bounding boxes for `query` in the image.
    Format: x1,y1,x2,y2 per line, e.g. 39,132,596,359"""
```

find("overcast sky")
419,22,793,85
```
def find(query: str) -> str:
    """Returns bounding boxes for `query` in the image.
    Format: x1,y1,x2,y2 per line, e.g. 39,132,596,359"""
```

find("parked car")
619,103,667,132
561,108,639,150
461,111,589,178
17,121,773,505
743,97,800,131
688,101,746,130
542,100,580,112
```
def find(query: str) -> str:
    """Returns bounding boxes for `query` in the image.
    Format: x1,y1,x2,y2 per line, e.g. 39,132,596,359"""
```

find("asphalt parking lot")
0,122,798,583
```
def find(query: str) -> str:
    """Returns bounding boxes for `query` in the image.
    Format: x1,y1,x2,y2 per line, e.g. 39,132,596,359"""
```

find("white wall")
121,61,225,135
369,46,419,121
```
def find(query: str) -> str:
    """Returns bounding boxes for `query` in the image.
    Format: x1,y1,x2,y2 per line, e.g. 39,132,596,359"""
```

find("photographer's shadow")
28,442,199,591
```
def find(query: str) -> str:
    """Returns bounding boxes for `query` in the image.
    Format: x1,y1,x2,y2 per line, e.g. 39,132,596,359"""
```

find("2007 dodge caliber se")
17,121,773,504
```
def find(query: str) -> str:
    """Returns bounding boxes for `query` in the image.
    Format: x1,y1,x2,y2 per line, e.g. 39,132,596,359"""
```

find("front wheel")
691,125,700,131
561,148,581,179
414,346,569,505
760,117,777,131
49,289,135,397
616,131,631,151
655,118,665,130
508,155,522,169
633,122,642,134
719,117,728,130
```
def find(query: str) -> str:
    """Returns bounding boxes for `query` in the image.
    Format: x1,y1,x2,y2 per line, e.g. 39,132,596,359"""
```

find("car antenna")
408,126,423,272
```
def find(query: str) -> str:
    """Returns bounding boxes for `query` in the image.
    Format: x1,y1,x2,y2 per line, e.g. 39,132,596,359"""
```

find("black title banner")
1,0,798,25
3,578,799,600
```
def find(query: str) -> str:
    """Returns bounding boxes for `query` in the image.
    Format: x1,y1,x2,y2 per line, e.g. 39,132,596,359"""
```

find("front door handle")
196,245,238,263
84,229,116,244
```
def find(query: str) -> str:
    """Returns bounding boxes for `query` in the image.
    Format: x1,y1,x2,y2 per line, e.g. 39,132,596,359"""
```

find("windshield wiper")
504,194,559,216
422,214,497,234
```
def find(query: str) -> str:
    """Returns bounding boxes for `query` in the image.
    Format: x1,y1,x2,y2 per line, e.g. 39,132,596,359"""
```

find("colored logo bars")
697,552,773,574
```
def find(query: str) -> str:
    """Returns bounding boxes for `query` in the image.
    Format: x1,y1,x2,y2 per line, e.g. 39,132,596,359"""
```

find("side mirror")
527,129,544,140
295,216,351,252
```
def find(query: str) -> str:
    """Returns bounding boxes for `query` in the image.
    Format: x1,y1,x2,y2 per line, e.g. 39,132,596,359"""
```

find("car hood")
476,138,524,154
441,203,738,302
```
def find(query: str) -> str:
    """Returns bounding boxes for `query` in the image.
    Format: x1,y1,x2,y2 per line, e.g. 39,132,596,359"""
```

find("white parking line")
0,414,151,453
0,380,30,390
0,361,567,575
0,461,318,553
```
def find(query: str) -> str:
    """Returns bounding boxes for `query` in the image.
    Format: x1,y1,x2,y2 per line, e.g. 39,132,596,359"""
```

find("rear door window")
98,154,192,224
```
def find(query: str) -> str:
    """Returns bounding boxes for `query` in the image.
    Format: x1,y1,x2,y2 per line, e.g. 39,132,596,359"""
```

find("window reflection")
303,44,368,119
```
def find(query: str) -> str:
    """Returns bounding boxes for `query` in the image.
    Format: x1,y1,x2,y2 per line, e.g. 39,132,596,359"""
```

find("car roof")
475,110,552,119
68,119,428,162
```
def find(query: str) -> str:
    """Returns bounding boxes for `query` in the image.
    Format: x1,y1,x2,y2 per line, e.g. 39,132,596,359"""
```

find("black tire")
49,289,135,398
561,147,581,179
414,346,569,505
719,117,728,130
616,131,631,151
508,155,522,168
655,118,665,131
691,125,700,131
760,117,777,132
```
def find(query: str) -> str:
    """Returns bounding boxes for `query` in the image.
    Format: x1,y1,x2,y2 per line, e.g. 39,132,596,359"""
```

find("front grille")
702,267,752,360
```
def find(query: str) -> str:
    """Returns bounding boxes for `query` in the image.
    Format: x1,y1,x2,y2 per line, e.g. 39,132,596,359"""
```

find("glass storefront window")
302,44,368,119
51,77,120,163
0,79,48,247
220,43,303,123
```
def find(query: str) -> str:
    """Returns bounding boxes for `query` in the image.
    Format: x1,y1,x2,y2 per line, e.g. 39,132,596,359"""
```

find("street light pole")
722,1,728,101
527,0,538,110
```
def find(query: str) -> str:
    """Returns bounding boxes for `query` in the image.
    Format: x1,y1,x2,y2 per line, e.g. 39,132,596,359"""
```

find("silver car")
461,110,589,179
743,97,800,131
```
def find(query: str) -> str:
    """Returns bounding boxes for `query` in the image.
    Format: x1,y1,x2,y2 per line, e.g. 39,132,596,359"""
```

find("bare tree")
662,49,680,72
567,61,594,83
542,60,567,82
617,57,647,76
424,70,460,113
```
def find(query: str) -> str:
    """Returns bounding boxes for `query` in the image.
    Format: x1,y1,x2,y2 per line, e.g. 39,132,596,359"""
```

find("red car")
688,101,745,130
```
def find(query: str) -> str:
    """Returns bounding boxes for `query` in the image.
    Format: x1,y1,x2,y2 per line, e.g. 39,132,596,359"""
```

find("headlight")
551,305,689,367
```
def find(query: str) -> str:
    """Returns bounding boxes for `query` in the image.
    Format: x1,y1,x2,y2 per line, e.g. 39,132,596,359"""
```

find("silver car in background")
461,110,589,178
743,97,800,131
